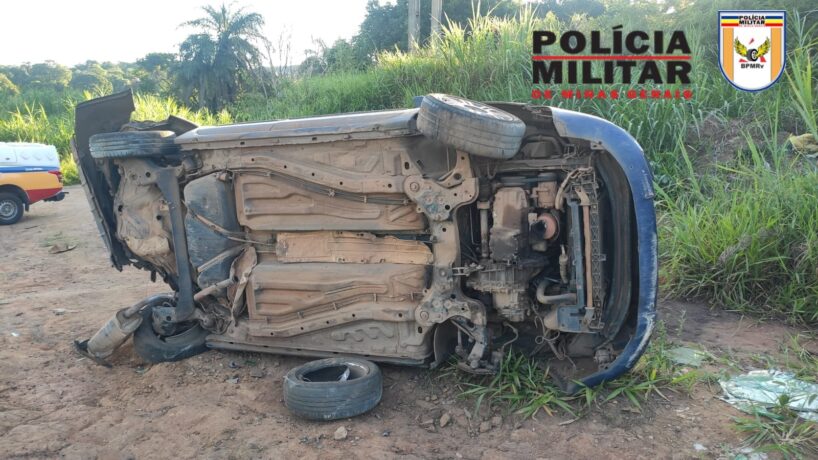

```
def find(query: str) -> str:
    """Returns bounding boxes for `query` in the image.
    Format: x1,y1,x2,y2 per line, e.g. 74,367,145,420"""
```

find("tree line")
0,1,602,113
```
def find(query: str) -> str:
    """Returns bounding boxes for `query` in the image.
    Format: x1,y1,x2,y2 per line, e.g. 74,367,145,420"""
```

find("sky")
0,0,372,66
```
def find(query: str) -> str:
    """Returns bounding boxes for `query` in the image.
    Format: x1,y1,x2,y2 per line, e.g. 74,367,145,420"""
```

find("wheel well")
0,184,29,205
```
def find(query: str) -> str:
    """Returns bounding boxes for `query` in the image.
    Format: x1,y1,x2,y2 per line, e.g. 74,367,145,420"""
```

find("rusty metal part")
534,212,559,240
194,278,233,302
467,262,538,323
436,151,472,188
533,180,558,208
403,175,477,221
83,308,143,359
275,231,432,265
559,245,569,284
234,173,424,232
554,167,592,211
489,187,529,262
535,280,577,305
477,201,490,258
75,294,173,364
228,246,257,320
112,167,174,275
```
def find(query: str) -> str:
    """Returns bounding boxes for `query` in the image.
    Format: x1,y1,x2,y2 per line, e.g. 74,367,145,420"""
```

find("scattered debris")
48,243,77,254
226,376,240,384
693,443,707,452
228,361,241,369
249,368,265,378
667,347,709,367
53,308,81,316
420,418,435,427
333,426,348,441
720,370,818,421
732,446,769,460
440,413,451,428
789,133,818,155
415,399,436,410
381,430,390,437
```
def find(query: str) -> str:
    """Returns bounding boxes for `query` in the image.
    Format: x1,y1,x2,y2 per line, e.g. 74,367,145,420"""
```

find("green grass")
734,400,818,458
453,326,817,457
453,323,713,419
660,136,818,324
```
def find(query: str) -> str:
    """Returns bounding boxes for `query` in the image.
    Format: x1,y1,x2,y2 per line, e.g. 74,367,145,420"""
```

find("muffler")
74,294,167,366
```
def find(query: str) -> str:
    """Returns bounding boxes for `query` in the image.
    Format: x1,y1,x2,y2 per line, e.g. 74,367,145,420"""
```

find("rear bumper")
43,191,66,202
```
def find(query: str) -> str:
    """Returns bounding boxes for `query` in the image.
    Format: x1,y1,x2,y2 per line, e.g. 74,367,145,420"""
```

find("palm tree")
176,4,267,111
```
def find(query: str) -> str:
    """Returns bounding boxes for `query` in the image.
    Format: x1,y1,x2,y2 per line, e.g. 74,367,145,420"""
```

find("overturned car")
73,91,656,391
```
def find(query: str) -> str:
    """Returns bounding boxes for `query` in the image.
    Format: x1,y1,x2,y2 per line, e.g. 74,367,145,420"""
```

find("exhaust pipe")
74,294,169,366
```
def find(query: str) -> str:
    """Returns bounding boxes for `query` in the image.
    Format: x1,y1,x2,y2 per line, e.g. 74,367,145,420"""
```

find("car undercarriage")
73,91,657,391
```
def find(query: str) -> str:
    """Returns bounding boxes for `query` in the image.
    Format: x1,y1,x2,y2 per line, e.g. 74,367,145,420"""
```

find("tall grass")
660,138,818,323
0,93,231,185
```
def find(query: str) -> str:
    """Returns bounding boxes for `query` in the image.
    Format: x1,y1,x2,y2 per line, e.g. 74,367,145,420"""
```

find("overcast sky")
0,0,372,66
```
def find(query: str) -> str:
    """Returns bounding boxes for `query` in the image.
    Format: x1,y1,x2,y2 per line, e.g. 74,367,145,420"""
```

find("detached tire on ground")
283,358,383,420
0,192,24,225
89,130,179,159
132,298,209,363
417,93,526,159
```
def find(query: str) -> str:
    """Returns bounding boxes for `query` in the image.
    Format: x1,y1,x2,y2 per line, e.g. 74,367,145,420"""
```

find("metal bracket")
404,175,477,221
129,160,196,323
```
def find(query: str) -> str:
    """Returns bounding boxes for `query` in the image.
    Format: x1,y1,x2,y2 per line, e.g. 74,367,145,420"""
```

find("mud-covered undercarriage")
73,91,657,390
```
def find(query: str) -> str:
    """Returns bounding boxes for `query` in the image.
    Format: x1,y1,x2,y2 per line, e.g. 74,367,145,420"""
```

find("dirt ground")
0,186,809,459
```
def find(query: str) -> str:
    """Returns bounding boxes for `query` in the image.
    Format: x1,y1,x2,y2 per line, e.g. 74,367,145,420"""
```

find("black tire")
89,130,179,159
0,192,24,225
132,296,209,363
417,93,526,159
283,358,383,420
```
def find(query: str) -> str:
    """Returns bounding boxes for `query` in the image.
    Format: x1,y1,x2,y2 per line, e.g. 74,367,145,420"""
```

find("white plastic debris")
667,346,709,367
719,370,818,421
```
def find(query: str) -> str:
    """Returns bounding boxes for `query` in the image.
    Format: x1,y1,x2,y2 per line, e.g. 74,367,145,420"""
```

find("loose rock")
334,426,348,440
479,421,492,433
440,413,451,428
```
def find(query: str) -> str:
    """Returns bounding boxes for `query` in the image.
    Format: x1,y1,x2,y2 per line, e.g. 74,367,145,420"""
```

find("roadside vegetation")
1,0,817,453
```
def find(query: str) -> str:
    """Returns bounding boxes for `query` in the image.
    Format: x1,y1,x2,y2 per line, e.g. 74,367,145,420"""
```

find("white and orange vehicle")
0,142,65,225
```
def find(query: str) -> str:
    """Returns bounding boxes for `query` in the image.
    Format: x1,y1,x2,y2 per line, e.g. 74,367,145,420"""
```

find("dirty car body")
73,90,656,391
